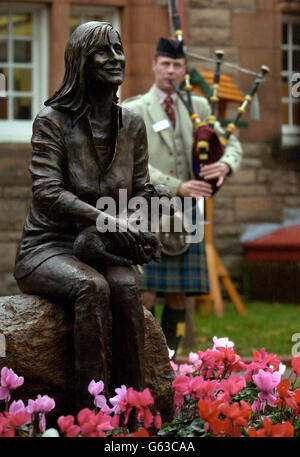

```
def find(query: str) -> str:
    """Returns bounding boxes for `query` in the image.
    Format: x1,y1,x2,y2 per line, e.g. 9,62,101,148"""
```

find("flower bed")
0,337,299,437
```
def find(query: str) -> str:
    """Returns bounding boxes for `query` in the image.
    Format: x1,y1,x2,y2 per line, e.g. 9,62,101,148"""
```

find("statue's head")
46,22,124,110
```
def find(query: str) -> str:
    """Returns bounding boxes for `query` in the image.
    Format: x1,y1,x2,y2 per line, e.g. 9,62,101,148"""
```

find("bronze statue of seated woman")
14,21,160,412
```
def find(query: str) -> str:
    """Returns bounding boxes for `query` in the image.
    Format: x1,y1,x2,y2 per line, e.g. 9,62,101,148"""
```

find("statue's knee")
109,271,138,296
76,275,110,304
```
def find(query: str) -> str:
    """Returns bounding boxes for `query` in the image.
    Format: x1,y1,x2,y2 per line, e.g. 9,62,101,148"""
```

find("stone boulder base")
0,295,174,426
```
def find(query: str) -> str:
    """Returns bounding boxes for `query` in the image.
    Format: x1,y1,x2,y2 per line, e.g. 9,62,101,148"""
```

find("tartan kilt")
138,240,209,295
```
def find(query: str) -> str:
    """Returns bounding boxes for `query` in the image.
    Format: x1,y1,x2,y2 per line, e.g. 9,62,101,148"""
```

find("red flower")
126,387,154,428
118,387,154,428
253,348,280,370
248,417,294,437
5,411,31,429
172,375,190,405
292,356,300,378
0,413,15,437
222,418,244,437
213,348,246,376
294,388,300,415
57,415,81,437
115,428,153,437
275,379,298,412
197,399,223,435
130,428,150,437
218,400,252,437
295,388,300,404
245,348,281,382
77,408,113,437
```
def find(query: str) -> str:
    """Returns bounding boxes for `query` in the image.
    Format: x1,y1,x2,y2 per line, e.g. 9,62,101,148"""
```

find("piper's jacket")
123,85,243,195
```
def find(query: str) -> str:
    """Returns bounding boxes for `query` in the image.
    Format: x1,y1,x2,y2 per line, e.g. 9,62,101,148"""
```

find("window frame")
0,2,48,143
281,14,300,146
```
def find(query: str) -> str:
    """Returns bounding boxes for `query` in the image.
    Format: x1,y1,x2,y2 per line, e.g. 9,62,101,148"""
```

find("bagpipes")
168,0,269,195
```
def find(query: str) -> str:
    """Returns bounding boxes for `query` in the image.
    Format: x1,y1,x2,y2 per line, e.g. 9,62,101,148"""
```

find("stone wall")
0,144,31,296
213,142,300,282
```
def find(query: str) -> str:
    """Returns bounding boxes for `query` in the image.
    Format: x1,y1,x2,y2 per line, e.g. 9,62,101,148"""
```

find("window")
0,3,48,142
281,16,300,146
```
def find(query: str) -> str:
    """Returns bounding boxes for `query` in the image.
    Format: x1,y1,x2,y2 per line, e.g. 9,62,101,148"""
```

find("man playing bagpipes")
123,37,243,354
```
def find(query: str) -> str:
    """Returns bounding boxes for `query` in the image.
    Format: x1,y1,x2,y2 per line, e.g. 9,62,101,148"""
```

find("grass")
154,300,300,358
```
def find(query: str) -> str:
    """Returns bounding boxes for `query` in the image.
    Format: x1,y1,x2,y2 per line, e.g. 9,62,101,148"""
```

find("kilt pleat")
138,240,209,295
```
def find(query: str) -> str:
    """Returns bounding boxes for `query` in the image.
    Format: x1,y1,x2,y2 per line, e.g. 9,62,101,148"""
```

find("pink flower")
57,415,80,437
220,374,246,398
251,398,266,413
109,385,127,413
94,395,113,414
111,413,120,428
0,367,24,401
253,369,281,407
77,408,95,435
7,401,31,429
26,395,55,434
173,374,218,404
88,380,109,411
88,380,104,397
35,395,55,414
154,412,162,429
195,378,219,400
212,336,234,351
26,398,40,415
189,352,203,370
179,364,194,375
170,361,178,373
172,375,190,406
172,375,190,393
9,400,26,415
189,352,199,364
292,356,300,378
189,376,203,395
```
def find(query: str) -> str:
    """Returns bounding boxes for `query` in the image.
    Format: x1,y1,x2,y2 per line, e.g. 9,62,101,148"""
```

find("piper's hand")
199,162,230,187
178,180,212,198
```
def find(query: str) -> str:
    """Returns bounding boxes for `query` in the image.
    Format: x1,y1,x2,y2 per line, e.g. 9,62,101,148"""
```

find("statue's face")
85,29,125,86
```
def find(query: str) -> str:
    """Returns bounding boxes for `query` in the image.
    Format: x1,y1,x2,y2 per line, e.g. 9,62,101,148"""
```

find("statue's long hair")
45,21,122,111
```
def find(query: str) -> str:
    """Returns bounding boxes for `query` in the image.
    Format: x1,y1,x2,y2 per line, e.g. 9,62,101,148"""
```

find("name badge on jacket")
152,119,170,133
